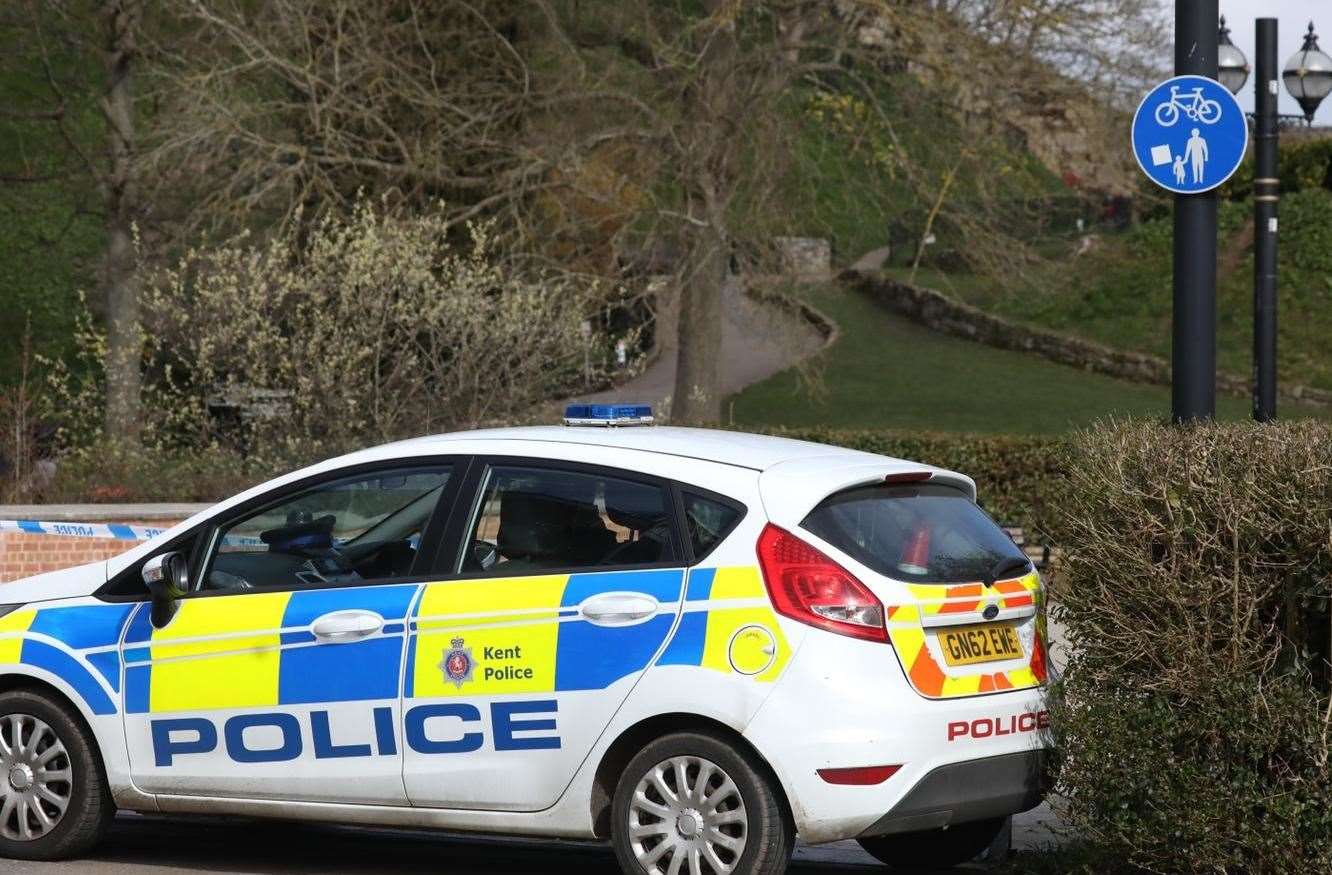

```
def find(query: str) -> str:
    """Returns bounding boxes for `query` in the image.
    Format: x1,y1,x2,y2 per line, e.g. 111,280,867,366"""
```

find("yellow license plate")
937,623,1024,667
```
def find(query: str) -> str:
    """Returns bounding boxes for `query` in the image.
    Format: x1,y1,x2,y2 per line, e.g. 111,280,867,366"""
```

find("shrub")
46,198,608,466
1047,420,1332,873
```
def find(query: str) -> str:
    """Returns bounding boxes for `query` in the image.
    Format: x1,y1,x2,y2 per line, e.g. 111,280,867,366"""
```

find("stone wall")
846,271,1332,408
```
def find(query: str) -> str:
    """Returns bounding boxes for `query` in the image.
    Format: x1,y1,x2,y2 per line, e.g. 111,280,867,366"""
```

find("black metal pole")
1253,18,1279,422
1172,0,1219,422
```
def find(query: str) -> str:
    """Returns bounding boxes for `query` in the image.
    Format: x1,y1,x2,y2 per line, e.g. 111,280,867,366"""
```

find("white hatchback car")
0,411,1049,873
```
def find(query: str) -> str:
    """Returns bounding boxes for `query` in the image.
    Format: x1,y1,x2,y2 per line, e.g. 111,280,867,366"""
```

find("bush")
762,427,1064,535
46,198,608,465
1047,420,1332,873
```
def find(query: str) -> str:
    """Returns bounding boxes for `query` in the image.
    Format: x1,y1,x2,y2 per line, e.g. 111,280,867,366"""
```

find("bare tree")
100,0,142,445
0,0,145,445
147,0,1169,426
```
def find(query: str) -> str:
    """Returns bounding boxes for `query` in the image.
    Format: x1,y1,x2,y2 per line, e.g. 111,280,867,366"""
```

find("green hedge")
1046,420,1332,873
1224,136,1332,199
762,427,1064,536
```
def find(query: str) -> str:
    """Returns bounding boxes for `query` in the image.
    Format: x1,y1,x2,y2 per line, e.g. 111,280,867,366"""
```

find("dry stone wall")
846,270,1332,408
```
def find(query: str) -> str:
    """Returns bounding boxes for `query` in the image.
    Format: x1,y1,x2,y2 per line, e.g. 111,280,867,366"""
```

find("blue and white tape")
0,520,274,549
0,520,168,541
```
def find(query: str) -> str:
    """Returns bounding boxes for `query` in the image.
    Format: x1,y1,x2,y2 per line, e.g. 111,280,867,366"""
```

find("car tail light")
817,765,902,785
756,524,886,643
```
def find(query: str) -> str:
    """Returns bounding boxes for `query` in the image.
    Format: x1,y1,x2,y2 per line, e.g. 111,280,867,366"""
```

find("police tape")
0,519,168,541
0,520,266,548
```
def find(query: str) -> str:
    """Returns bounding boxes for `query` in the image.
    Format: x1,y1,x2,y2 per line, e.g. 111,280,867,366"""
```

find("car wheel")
611,730,792,875
0,690,114,861
857,816,1009,870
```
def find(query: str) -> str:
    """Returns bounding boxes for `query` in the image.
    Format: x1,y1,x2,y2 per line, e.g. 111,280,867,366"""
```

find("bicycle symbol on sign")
1154,85,1223,126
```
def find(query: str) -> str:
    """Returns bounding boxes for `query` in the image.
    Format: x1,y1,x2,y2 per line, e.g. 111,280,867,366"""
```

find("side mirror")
142,552,189,627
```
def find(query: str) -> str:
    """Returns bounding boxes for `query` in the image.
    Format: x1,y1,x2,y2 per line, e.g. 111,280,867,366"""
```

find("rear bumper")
858,749,1048,837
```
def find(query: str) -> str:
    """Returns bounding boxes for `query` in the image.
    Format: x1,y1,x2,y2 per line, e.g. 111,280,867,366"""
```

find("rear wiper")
983,556,1031,588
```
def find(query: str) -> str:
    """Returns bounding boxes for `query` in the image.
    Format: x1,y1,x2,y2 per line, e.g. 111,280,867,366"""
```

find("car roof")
388,425,887,472
104,425,977,579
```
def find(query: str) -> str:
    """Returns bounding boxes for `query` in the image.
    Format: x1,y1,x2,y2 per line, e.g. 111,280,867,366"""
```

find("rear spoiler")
757,457,977,531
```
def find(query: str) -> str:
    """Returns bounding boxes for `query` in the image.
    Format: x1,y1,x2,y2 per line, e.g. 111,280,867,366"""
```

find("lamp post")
1217,17,1330,422
1284,23,1332,125
1217,17,1250,94
1172,0,1220,423
1250,19,1279,422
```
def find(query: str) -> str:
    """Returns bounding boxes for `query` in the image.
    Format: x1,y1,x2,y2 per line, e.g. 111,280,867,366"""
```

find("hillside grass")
896,187,1332,394
728,282,1326,434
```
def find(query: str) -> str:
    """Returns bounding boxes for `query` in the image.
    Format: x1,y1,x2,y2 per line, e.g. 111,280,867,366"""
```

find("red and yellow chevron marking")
885,572,1045,699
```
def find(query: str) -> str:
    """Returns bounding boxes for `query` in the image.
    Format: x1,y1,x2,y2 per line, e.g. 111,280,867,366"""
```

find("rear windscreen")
801,483,1028,584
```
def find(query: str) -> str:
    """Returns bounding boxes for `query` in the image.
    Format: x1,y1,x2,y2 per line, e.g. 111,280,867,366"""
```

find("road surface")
7,802,1061,874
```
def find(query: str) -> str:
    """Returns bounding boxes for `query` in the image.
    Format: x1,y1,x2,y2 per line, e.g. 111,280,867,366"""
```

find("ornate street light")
1217,16,1250,95
1283,22,1332,123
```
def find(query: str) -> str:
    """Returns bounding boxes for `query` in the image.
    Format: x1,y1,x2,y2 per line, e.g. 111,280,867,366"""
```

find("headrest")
602,479,665,532
498,491,572,560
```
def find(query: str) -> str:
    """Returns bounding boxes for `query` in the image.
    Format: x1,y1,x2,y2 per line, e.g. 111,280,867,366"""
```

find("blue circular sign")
1131,75,1248,194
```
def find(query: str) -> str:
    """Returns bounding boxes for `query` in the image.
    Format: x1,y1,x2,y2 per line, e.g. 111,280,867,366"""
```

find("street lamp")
1220,15,1331,422
1217,16,1250,94
1284,22,1332,124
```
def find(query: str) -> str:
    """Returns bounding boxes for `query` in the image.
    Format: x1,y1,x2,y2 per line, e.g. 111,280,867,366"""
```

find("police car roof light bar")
562,403,654,427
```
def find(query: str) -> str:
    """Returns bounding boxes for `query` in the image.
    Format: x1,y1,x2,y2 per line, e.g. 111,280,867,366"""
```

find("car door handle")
579,593,660,627
311,610,384,643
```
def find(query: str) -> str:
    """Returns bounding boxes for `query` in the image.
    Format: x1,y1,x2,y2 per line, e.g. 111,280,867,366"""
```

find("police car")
0,406,1049,873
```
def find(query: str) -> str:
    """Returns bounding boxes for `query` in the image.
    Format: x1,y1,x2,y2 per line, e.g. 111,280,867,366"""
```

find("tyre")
857,816,1008,870
1197,98,1222,124
611,730,792,875
0,689,114,861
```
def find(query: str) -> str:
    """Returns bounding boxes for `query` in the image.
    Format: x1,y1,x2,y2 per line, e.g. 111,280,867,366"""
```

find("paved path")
10,804,1061,874
570,278,826,412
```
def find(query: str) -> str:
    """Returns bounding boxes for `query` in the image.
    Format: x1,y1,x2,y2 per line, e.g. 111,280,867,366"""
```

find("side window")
200,466,451,593
682,491,743,561
461,465,678,574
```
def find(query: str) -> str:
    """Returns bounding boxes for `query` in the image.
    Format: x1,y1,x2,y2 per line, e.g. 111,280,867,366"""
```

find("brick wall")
0,505,204,585
0,525,175,584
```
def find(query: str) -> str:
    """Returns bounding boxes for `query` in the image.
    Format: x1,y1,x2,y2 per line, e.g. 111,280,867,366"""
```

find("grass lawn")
728,282,1326,434
884,189,1332,395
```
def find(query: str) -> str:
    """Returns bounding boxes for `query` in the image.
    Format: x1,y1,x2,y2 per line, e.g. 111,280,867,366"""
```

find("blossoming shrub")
1047,420,1332,873
48,199,604,465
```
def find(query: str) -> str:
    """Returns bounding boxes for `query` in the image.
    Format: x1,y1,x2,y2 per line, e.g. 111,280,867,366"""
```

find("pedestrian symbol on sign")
1184,129,1208,183
1131,75,1247,195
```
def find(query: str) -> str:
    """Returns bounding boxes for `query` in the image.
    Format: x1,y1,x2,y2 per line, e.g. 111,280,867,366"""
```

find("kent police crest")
440,636,475,687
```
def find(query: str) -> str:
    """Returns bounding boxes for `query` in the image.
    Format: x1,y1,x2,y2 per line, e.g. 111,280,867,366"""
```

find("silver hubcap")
0,714,73,841
628,755,747,875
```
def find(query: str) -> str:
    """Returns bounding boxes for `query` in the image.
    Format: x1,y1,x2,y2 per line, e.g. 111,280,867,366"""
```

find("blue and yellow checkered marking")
123,583,418,714
409,569,687,698
659,566,791,682
0,565,790,721
0,604,132,716
279,585,416,705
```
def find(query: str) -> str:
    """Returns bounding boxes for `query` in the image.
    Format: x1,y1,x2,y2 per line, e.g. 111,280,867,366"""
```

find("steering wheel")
297,545,357,584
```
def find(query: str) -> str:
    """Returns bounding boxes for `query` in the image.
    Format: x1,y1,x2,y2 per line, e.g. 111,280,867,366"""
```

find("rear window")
682,491,743,560
801,483,1027,584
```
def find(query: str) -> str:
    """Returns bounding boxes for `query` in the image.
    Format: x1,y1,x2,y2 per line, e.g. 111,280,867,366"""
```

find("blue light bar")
563,403,654,427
